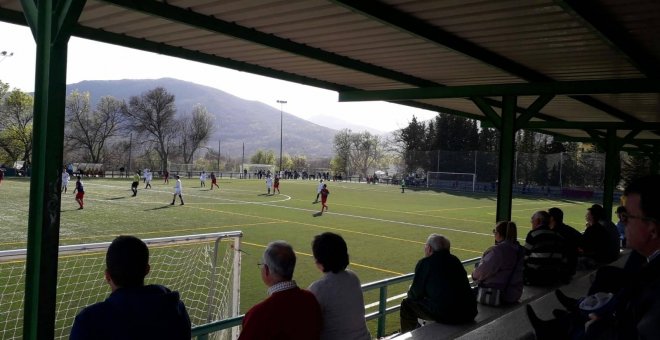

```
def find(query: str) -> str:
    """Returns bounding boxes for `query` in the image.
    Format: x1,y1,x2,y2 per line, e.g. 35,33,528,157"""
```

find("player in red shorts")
210,172,219,190
274,175,280,194
320,184,329,213
73,176,85,209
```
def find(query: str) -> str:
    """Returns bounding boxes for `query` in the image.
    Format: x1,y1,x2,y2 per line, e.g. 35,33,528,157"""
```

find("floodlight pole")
128,133,132,174
0,50,14,64
277,100,287,173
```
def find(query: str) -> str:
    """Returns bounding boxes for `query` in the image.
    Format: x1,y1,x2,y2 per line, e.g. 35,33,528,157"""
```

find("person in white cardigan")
308,232,371,340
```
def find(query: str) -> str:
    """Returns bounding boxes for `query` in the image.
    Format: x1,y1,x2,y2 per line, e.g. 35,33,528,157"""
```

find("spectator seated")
388,252,628,340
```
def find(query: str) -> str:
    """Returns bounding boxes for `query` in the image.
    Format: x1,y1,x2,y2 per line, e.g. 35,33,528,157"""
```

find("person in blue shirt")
70,235,191,340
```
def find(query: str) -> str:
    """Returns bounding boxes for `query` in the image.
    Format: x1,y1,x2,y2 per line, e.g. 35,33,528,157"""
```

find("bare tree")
0,88,34,163
179,105,215,164
122,87,178,170
65,91,125,163
331,129,382,177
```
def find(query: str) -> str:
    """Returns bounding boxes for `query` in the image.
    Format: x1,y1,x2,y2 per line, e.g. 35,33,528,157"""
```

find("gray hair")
427,234,450,252
263,241,296,280
532,210,550,225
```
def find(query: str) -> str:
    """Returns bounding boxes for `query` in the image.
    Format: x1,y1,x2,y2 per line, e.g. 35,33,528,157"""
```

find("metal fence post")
377,285,388,338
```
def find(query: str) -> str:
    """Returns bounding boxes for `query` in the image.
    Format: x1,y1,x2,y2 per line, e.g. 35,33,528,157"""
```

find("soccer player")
171,175,184,205
274,175,280,194
314,179,324,203
0,168,4,186
320,184,329,213
62,169,70,193
73,176,85,210
266,175,273,195
131,172,140,197
163,170,169,184
210,172,219,190
199,171,207,187
144,170,152,189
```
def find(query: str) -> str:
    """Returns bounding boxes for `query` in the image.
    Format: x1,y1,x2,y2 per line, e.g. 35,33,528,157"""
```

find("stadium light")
0,50,14,64
277,100,287,173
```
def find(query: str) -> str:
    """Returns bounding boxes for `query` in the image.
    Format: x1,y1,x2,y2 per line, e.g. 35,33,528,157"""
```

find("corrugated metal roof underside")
1,0,659,143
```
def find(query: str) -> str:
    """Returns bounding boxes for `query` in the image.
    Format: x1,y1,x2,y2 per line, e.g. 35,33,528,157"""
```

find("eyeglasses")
621,212,657,224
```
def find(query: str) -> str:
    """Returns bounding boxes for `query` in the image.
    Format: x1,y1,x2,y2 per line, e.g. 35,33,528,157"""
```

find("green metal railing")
191,257,481,339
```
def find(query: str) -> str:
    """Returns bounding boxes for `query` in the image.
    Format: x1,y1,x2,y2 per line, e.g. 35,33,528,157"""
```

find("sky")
0,22,437,133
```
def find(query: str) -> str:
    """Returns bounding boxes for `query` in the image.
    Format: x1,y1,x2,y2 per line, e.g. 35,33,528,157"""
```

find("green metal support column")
651,149,660,175
496,96,517,221
602,129,620,221
22,0,85,339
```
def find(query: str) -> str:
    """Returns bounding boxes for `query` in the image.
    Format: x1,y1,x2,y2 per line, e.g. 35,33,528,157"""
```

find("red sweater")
239,287,322,340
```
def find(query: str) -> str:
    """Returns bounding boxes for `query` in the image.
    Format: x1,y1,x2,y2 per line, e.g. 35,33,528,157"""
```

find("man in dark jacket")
524,211,567,285
400,234,477,332
527,175,660,339
548,207,582,282
70,235,191,340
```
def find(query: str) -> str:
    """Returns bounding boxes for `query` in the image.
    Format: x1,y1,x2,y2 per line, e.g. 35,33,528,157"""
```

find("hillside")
66,78,338,158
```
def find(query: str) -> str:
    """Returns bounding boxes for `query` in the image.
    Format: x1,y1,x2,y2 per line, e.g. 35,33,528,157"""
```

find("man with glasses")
527,175,660,339
239,241,321,340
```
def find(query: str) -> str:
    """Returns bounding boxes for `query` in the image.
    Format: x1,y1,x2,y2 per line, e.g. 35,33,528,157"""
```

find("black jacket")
408,249,477,323
70,284,191,340
586,255,660,339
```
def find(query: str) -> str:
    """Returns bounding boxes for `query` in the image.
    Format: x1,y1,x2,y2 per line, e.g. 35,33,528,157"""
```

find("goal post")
427,171,476,192
0,231,243,340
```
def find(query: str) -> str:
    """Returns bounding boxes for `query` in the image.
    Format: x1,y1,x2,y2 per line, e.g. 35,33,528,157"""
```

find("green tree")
348,131,381,177
332,129,352,175
395,116,427,173
290,154,307,170
0,88,34,164
332,129,383,177
250,149,276,165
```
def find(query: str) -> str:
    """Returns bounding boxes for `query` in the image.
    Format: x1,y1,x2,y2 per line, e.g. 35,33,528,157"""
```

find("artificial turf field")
0,176,595,337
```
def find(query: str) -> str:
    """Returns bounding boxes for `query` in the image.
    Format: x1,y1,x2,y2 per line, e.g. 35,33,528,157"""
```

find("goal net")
427,171,476,192
0,231,243,340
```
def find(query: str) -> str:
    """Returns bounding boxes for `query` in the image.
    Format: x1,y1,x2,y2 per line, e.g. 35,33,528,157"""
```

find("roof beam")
333,0,646,125
332,0,549,82
102,0,570,125
101,0,437,87
524,121,660,130
1,7,486,123
339,79,659,101
557,0,660,78
516,95,555,129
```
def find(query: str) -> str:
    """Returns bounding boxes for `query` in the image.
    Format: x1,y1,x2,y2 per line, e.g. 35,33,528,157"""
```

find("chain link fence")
403,149,617,199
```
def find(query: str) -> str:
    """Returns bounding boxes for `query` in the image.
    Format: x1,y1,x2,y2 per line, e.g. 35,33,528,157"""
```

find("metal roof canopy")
2,1,660,339
1,0,659,144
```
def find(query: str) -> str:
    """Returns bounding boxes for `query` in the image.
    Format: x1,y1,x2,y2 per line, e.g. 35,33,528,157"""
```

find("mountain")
65,78,338,158
307,114,384,135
